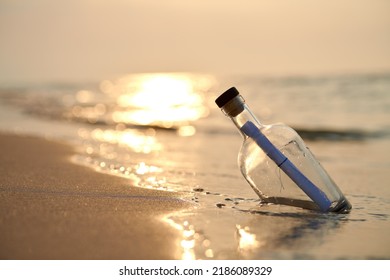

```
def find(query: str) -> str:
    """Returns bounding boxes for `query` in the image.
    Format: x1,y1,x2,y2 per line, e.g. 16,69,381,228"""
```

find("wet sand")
0,133,191,260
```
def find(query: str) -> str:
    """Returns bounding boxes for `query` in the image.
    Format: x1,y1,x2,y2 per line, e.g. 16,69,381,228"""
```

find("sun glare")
112,73,214,129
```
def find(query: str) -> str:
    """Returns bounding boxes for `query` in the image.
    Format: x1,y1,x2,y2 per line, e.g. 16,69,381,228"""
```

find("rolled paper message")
241,121,332,212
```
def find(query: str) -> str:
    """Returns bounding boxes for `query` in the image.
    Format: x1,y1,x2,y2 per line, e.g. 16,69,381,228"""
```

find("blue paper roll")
241,121,332,212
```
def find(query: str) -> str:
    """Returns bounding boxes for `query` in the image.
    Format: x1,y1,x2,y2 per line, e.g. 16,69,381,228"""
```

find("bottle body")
239,123,351,212
215,87,351,213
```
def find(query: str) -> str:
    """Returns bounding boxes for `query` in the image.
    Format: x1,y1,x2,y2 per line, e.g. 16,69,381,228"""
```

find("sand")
0,133,192,260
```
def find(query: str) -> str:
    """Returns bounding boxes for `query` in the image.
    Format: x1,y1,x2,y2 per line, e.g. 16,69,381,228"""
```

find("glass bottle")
215,87,351,213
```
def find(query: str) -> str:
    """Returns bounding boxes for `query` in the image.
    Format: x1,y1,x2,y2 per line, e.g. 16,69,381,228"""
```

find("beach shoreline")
0,71,389,260
0,133,192,260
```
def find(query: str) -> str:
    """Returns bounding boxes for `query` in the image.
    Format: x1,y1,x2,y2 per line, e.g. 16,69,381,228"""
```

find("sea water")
1,72,389,259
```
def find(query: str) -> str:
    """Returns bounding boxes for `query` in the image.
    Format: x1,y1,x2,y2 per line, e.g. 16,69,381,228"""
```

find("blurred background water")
1,71,389,259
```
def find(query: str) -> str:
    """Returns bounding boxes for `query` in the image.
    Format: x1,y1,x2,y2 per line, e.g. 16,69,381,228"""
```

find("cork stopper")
215,87,245,117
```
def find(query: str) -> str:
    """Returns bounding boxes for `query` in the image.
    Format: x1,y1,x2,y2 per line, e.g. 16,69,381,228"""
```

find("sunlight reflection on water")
62,72,217,130
108,73,215,129
236,225,261,251
89,128,163,154
163,216,216,260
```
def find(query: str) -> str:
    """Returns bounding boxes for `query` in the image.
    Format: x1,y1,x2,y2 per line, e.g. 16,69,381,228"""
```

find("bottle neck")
221,95,263,137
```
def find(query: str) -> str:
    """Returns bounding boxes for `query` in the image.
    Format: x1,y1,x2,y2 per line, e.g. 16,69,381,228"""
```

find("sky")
0,0,389,84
